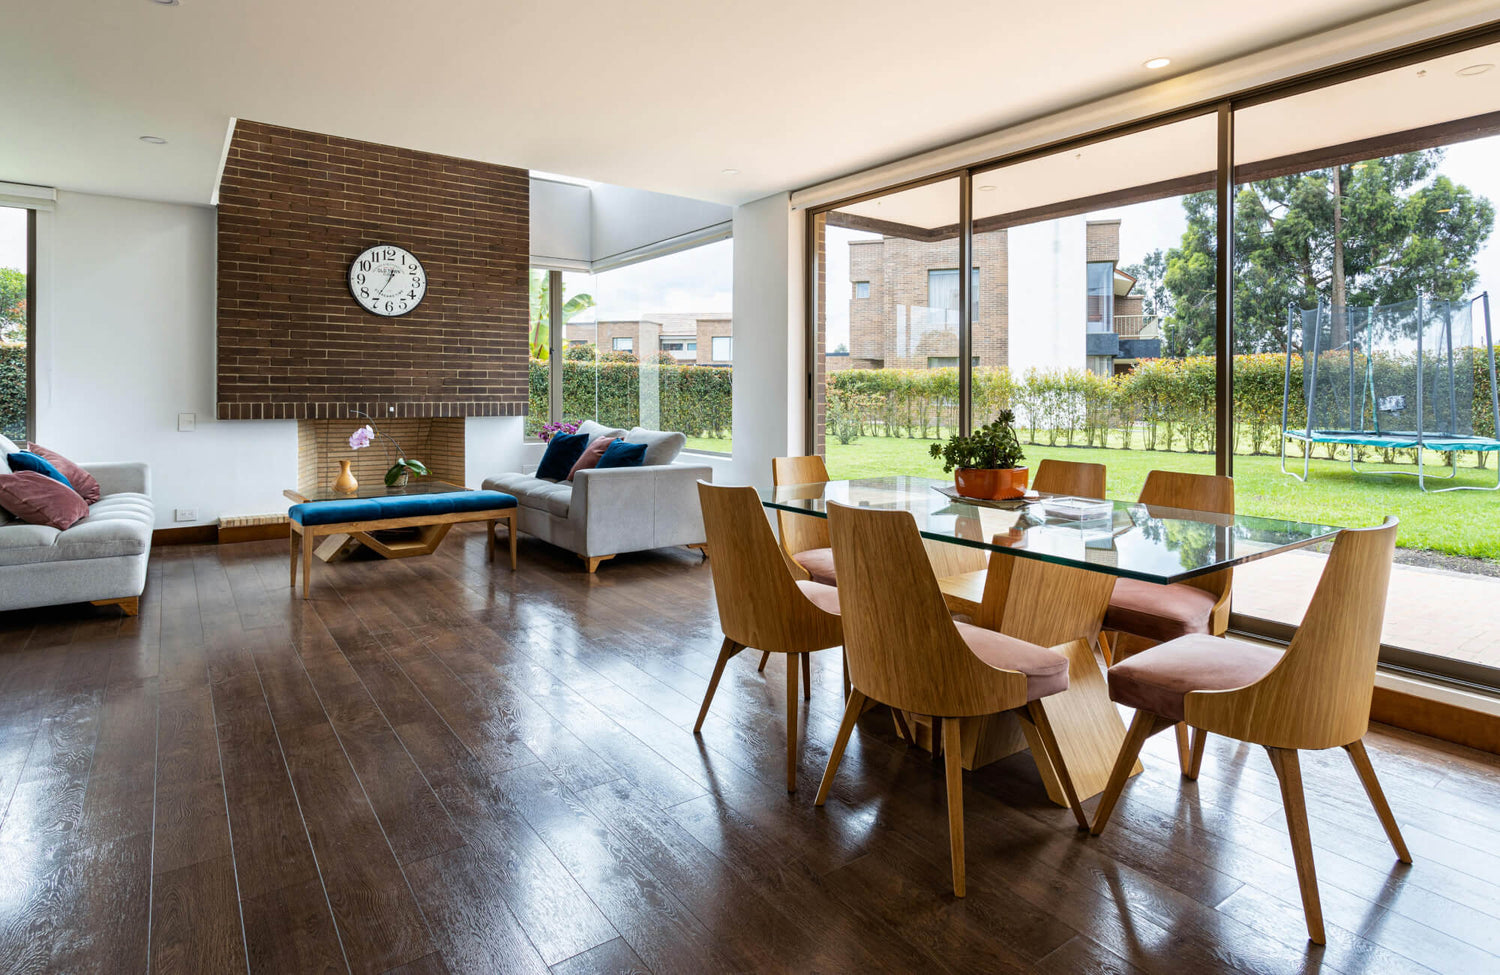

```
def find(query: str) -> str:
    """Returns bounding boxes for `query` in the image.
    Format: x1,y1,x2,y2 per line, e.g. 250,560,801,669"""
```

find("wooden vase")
333,459,358,494
954,466,1028,501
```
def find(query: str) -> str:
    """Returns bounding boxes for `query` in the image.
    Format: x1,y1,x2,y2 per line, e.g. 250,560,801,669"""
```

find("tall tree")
1162,149,1493,354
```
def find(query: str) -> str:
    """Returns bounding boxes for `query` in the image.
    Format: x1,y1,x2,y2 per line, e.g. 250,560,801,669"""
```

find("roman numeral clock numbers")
348,244,427,317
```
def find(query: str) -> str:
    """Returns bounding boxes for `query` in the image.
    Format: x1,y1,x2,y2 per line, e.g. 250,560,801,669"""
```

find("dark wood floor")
1,530,1498,974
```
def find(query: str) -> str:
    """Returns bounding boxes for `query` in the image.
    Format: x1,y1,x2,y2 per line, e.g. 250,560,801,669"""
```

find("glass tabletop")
287,480,472,503
761,476,1343,585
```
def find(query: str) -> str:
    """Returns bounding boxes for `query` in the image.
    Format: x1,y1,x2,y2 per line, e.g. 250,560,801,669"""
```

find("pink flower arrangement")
348,425,375,450
539,420,579,442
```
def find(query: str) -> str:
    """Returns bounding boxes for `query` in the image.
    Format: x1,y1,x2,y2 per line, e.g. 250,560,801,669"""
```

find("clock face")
349,245,426,316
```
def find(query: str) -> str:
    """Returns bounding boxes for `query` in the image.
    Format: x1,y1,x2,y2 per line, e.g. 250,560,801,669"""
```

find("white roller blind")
0,181,55,211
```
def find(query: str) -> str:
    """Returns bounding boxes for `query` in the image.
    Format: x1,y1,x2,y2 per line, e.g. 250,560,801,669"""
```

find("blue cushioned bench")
289,490,518,598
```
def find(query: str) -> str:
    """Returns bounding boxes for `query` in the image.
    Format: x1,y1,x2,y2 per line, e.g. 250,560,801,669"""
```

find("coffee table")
283,480,503,563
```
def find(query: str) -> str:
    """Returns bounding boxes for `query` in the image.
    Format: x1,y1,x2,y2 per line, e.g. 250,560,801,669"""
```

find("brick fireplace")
215,120,531,422
296,418,466,495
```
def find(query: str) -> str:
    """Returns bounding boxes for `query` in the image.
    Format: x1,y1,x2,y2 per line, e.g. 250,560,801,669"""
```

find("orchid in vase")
348,413,430,487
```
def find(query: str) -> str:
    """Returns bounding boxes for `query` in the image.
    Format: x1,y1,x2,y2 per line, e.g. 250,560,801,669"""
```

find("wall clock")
349,244,426,316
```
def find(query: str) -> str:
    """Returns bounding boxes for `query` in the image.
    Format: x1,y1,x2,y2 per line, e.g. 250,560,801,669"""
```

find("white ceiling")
0,0,1436,208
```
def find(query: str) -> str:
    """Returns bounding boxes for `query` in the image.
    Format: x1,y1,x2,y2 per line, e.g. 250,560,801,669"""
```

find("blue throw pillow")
597,439,648,470
7,450,73,490
536,432,590,481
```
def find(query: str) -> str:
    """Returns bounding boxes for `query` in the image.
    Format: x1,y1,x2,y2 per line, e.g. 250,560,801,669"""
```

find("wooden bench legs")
291,508,518,599
91,596,139,617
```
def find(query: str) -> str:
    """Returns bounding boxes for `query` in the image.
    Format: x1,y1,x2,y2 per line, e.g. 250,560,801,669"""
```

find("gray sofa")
483,421,711,572
0,462,154,615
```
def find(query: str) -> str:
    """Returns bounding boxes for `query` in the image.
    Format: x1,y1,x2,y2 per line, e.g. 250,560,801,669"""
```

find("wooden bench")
288,490,518,598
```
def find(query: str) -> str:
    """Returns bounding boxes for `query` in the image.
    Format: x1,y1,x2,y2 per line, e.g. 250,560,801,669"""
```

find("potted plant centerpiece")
929,410,1028,500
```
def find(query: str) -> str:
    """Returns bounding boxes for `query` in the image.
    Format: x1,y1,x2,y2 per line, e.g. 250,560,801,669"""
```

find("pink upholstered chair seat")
1103,577,1218,644
792,547,837,586
954,622,1070,701
1107,634,1283,722
795,579,841,615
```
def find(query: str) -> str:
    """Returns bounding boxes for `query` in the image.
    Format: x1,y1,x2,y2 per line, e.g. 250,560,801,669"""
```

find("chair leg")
1267,747,1326,945
786,651,799,792
693,637,742,734
301,531,314,600
841,650,851,702
508,514,518,571
1026,701,1088,830
1344,739,1412,864
942,717,966,898
289,528,298,587
1091,710,1167,836
1187,727,1208,780
1174,723,1192,775
758,651,770,673
1098,630,1114,666
800,652,811,701
816,689,866,806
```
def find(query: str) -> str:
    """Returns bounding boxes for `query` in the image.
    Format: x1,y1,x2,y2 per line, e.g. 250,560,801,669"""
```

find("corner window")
1086,261,1114,333
927,268,980,323
0,206,32,443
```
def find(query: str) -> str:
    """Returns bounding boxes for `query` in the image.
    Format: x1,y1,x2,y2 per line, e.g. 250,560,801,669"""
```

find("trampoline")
1280,293,1500,492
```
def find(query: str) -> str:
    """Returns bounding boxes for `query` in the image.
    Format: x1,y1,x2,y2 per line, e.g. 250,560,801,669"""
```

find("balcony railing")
1113,314,1160,338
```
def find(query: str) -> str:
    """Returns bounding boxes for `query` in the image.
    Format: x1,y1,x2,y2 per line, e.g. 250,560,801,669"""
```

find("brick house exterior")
845,219,1155,376
564,313,733,365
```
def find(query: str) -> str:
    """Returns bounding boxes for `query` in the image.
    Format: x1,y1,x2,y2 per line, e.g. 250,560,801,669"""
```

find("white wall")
1006,216,1087,377
728,192,803,489
34,191,296,528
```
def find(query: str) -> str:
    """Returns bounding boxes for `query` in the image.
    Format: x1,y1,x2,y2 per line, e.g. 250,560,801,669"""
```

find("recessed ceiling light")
150,0,180,5
1144,57,1171,70
721,168,740,176
1457,63,1494,77
138,135,167,144
977,185,996,192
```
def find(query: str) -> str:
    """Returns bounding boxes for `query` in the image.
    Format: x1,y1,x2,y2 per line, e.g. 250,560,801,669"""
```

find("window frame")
802,20,1500,694
0,206,36,443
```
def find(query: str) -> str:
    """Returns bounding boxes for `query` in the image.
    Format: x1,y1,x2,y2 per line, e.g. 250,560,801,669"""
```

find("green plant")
928,410,1026,473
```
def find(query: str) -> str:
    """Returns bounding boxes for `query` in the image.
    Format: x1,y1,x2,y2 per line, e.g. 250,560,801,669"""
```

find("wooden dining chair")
760,455,837,674
1033,458,1107,498
1090,518,1404,944
1098,469,1234,776
694,481,844,791
937,458,1108,615
815,501,1089,897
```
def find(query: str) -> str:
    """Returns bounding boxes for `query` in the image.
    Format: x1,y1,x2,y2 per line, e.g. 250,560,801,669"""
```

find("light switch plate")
177,412,196,432
174,508,197,523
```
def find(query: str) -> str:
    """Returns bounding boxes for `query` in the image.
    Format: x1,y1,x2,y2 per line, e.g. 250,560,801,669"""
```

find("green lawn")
825,437,1500,560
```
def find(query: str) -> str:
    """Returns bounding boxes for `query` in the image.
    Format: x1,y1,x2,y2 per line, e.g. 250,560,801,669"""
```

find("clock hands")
376,268,399,296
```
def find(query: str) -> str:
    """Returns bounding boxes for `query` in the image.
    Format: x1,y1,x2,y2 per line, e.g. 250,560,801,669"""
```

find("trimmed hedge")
528,357,731,439
0,342,25,442
525,349,1496,463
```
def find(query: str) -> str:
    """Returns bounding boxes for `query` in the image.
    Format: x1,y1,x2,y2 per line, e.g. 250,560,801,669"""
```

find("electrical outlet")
177,412,196,432
174,508,197,523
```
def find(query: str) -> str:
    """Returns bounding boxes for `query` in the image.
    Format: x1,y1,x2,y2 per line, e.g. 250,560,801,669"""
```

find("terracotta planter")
954,466,1028,501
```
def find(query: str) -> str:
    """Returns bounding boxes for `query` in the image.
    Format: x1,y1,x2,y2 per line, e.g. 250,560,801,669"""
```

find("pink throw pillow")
0,471,89,529
26,443,102,504
567,437,618,480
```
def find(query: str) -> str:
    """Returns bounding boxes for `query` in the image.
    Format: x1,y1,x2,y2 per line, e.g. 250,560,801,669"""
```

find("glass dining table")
760,475,1343,805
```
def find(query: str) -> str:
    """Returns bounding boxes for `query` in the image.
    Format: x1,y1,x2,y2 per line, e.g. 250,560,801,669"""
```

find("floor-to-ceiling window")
815,178,962,477
1230,40,1500,681
0,206,32,444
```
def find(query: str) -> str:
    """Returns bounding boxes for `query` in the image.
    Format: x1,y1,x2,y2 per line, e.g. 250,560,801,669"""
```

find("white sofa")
0,461,154,615
483,422,711,572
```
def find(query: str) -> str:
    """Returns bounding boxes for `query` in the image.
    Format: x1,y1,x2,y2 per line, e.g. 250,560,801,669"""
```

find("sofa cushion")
568,436,615,480
536,432,589,481
597,440,648,469
0,434,18,458
0,471,88,530
289,490,517,527
0,499,155,566
482,474,573,517
7,450,74,490
1107,633,1283,722
27,443,102,504
625,427,686,466
577,419,627,441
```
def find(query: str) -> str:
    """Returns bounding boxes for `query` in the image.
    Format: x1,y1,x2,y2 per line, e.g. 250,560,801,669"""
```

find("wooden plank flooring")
1,528,1498,974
